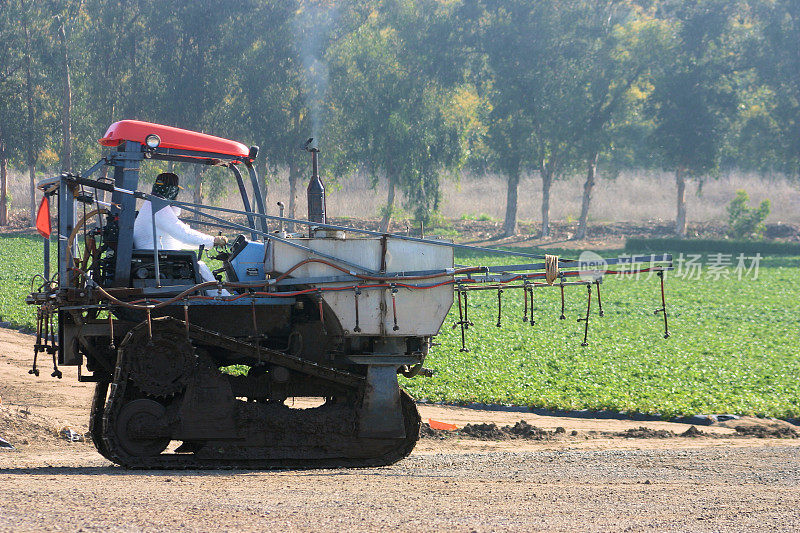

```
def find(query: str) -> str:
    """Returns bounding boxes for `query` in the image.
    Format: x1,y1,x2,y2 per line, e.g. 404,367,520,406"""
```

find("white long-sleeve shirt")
133,201,215,250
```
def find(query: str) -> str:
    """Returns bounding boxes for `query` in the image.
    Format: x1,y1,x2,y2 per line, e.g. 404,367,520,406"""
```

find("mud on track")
1,327,799,532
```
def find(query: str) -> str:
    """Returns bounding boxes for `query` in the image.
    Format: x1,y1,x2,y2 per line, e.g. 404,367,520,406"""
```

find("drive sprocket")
123,317,196,398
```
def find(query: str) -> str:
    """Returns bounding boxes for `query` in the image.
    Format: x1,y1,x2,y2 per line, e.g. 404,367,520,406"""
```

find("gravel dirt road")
1,327,799,532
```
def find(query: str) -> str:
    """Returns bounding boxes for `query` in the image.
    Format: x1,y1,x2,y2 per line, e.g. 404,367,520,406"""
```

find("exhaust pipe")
304,138,326,225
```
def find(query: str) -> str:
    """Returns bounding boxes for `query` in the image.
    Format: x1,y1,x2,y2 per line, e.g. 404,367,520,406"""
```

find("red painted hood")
99,120,250,159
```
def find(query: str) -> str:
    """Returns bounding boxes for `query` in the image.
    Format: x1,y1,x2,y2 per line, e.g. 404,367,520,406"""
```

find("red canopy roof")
99,120,250,159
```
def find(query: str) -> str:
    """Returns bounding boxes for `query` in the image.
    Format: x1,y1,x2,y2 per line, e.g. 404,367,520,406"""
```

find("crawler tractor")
26,120,672,468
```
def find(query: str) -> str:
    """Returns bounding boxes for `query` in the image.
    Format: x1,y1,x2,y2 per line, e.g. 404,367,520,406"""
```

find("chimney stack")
305,139,326,225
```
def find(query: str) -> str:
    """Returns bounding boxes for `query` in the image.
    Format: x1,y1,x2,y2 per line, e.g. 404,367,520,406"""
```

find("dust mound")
617,427,675,439
0,406,58,447
459,423,510,440
507,420,553,439
420,420,558,441
420,423,444,438
680,425,705,438
734,425,799,438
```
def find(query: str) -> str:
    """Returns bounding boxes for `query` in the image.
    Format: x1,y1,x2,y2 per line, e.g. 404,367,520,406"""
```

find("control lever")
211,267,226,282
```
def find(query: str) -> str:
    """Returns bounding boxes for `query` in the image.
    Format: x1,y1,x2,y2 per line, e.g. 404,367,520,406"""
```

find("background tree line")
0,0,798,237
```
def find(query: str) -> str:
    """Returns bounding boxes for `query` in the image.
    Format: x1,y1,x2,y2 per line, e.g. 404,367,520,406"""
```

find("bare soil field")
1,327,799,532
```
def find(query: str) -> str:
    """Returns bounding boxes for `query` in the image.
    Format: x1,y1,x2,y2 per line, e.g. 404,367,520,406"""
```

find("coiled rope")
545,254,559,285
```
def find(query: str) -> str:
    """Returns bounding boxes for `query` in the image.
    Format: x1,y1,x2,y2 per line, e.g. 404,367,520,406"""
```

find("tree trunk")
379,174,396,233
191,165,203,224
24,23,37,226
675,169,687,237
58,21,72,172
287,160,298,232
502,165,521,237
541,164,553,238
576,153,598,240
28,164,36,226
97,165,107,203
0,135,7,226
259,145,269,211
0,123,7,226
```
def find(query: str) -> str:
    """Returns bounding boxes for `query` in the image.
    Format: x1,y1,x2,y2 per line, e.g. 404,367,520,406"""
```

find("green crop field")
403,251,800,419
0,235,50,331
1,233,798,419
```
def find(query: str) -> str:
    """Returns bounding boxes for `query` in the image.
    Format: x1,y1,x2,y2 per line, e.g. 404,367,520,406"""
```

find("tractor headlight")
145,134,161,149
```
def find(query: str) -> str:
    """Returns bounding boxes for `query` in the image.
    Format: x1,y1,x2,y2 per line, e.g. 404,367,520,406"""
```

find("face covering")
152,181,180,200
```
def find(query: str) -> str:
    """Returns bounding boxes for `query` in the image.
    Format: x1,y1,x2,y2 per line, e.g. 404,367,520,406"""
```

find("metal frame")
48,141,268,287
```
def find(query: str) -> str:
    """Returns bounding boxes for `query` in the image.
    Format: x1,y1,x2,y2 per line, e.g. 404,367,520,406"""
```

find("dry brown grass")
6,168,799,225
435,169,799,225
244,168,800,225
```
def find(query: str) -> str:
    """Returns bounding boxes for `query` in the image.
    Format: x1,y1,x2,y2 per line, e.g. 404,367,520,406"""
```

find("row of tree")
0,0,798,237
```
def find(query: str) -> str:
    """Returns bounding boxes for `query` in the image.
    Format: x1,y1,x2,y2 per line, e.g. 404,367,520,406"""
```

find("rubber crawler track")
99,324,421,470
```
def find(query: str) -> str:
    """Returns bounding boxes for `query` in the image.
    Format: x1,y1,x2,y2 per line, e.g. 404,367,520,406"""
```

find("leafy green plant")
427,227,459,237
423,212,452,230
378,204,409,221
460,213,497,222
727,190,770,239
626,237,800,256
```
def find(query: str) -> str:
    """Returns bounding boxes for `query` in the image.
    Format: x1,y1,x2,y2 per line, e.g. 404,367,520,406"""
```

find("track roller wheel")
114,399,170,457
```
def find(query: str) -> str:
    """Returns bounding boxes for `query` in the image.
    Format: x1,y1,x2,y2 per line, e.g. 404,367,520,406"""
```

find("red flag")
428,419,458,431
36,196,51,238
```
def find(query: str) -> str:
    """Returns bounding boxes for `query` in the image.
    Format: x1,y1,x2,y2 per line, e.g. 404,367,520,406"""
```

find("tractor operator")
133,172,228,294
